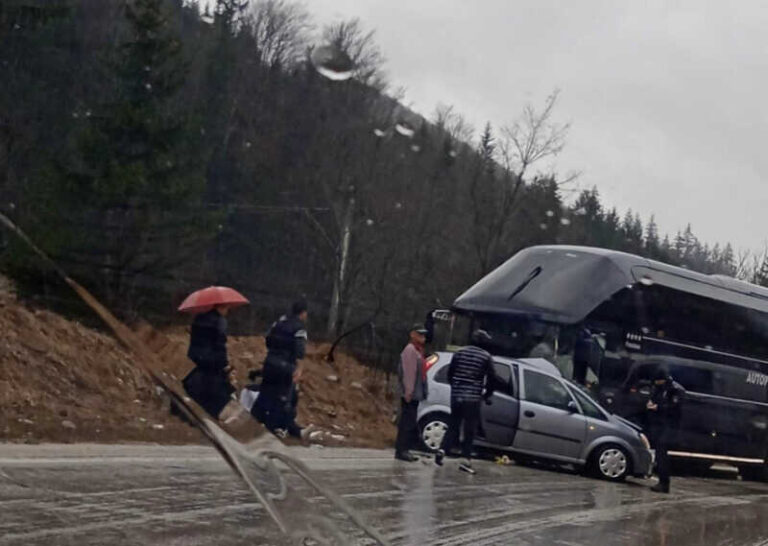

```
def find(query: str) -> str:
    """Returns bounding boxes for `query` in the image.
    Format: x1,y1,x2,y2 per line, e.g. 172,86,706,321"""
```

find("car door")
479,362,519,446
514,369,587,460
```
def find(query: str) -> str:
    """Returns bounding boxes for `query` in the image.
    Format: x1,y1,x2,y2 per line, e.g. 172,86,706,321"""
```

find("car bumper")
633,448,655,477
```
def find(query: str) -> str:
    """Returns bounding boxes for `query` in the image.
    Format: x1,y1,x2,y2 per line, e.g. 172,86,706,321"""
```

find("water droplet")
410,144,421,153
72,112,79,119
539,223,548,230
449,150,458,158
144,65,151,72
365,219,374,226
13,24,21,31
394,202,403,210
85,110,92,117
545,210,555,218
9,203,16,210
373,128,386,138
217,224,224,231
639,276,654,286
244,141,252,148
145,83,152,90
310,44,354,81
560,218,571,226
394,122,415,138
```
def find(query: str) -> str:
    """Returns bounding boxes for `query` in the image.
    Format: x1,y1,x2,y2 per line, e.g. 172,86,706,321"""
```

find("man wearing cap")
253,300,311,439
646,365,685,493
435,329,496,474
394,324,429,462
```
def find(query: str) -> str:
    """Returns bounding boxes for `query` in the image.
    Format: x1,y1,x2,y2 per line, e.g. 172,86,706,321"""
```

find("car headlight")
639,432,651,450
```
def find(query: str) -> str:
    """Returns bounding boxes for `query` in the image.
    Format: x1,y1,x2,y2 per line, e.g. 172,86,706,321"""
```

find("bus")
432,245,768,479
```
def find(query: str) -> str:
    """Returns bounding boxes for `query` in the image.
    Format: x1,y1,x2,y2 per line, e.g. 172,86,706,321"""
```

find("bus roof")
453,245,768,324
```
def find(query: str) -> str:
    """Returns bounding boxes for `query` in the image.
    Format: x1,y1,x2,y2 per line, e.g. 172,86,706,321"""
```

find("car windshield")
4,1,768,544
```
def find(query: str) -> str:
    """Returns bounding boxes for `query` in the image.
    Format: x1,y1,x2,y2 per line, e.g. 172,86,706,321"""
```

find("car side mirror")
567,400,579,413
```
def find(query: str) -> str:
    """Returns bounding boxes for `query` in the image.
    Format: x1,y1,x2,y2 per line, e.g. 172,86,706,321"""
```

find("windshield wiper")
507,266,542,301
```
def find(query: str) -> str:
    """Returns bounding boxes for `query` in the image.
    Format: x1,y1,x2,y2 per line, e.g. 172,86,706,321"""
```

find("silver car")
418,352,654,481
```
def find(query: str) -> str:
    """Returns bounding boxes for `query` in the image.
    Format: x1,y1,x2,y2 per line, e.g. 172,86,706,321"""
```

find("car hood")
612,414,642,433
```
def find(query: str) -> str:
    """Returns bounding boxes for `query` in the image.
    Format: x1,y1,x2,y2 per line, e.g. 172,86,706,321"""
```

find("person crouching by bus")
394,325,429,462
646,365,685,493
435,329,496,475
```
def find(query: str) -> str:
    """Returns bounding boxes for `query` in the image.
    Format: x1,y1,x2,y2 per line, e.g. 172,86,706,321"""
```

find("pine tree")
754,253,768,287
645,215,660,256
55,0,210,306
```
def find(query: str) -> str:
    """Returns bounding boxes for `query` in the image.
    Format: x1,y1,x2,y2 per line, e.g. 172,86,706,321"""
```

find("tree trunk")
326,196,354,337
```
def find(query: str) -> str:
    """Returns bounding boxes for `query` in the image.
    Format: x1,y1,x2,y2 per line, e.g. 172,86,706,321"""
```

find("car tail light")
424,354,439,373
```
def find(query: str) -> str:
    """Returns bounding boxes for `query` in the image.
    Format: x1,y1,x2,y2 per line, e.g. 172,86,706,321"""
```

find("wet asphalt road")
1,444,768,546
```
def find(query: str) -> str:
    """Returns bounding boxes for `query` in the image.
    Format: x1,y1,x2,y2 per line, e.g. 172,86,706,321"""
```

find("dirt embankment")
0,278,397,448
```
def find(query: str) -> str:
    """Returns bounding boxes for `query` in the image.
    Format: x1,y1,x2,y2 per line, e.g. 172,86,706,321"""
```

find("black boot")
651,481,670,493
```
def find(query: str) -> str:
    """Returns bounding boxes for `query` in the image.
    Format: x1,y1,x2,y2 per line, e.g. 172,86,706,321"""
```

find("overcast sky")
308,0,767,252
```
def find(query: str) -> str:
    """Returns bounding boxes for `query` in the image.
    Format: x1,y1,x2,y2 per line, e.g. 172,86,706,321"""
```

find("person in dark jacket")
182,305,236,418
252,300,310,439
646,365,685,493
394,324,429,462
435,329,496,474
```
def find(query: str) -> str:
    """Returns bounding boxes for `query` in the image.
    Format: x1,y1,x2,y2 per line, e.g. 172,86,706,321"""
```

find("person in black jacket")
182,305,236,418
646,365,685,493
252,300,310,438
435,329,496,474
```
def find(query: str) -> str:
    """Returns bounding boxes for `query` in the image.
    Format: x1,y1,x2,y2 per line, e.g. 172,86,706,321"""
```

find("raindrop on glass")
448,150,458,158
85,110,92,117
144,65,151,72
560,218,571,226
145,83,152,91
545,210,555,218
639,276,654,286
373,128,386,138
365,218,374,226
72,112,79,119
410,144,421,153
394,122,415,138
310,44,354,81
244,141,252,149
539,223,548,230
394,202,403,210
9,203,16,210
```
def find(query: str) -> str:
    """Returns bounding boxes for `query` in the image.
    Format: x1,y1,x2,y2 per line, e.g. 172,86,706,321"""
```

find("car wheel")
419,413,449,452
590,444,630,482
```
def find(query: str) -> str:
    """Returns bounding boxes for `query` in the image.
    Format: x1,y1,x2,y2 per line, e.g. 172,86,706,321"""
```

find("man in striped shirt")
435,329,495,474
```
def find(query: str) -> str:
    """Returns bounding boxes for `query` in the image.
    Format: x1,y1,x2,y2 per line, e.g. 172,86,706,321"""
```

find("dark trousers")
654,426,671,486
395,399,419,454
441,399,481,459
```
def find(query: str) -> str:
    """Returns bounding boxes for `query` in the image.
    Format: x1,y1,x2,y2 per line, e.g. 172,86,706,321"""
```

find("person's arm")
401,345,418,402
483,353,495,399
293,327,308,381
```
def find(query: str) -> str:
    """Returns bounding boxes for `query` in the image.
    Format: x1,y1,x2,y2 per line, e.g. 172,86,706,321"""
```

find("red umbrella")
178,286,249,314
